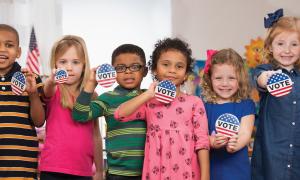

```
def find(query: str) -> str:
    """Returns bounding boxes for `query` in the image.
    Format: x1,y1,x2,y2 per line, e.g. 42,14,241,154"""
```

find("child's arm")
43,69,57,98
116,82,156,118
193,98,210,180
72,68,106,122
23,69,45,127
93,119,103,180
226,114,255,153
197,149,210,180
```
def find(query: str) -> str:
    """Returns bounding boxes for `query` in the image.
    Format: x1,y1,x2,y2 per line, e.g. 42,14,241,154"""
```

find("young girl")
114,38,210,180
39,35,103,180
201,49,255,180
251,12,300,180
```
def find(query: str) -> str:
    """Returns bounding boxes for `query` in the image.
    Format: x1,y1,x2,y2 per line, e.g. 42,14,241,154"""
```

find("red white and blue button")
155,80,176,104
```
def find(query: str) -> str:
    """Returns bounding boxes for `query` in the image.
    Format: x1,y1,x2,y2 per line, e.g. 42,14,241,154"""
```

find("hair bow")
264,8,283,28
203,49,218,74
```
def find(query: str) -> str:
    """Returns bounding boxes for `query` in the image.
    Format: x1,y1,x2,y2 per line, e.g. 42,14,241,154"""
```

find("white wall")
0,0,62,75
62,0,171,93
172,0,300,60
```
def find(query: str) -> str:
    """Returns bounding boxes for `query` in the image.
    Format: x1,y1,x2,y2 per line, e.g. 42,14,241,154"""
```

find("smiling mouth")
0,55,8,60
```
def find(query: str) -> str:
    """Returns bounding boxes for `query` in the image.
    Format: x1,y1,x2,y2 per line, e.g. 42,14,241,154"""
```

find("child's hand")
211,132,229,149
45,69,57,86
22,68,38,95
145,81,158,98
257,70,282,88
84,67,98,93
226,134,238,153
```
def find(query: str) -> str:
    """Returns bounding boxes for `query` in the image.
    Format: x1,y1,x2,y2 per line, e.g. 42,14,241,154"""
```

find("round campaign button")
266,72,293,97
155,80,176,104
11,72,26,95
215,113,240,138
54,69,68,84
96,64,117,88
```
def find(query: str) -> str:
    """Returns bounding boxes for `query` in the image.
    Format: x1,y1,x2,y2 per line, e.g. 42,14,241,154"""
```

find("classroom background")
1,0,300,167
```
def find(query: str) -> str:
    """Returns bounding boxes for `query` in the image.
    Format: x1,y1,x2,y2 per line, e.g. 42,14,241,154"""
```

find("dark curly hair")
148,38,194,79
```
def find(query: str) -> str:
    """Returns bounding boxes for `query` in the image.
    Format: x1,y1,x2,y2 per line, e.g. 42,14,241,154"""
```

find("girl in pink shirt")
39,35,102,180
114,38,210,180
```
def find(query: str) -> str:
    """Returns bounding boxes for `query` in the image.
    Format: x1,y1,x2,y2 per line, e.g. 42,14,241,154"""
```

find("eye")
5,43,14,48
292,42,299,47
131,64,142,71
115,65,126,72
277,42,284,46
73,59,81,64
57,59,66,64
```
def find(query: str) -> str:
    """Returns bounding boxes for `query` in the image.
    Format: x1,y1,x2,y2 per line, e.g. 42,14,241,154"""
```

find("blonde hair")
201,48,251,103
49,35,90,109
264,16,300,69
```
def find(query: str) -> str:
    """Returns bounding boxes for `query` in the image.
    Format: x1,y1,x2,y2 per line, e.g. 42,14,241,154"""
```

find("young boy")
0,24,45,178
72,44,148,180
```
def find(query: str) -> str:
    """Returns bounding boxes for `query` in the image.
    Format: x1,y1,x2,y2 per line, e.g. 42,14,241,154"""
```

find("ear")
143,67,148,77
16,47,21,58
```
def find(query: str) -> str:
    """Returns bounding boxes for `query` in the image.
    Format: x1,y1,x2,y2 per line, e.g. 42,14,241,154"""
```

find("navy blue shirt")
205,99,255,180
251,64,300,180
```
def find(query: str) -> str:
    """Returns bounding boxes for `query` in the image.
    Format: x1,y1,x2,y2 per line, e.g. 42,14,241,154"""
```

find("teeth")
0,55,7,59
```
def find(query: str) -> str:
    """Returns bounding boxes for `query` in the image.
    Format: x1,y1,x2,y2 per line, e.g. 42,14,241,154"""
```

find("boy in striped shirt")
73,44,147,180
0,24,44,179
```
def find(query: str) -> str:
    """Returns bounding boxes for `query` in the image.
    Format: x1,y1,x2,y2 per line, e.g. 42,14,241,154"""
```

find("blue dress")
251,64,300,180
205,99,255,180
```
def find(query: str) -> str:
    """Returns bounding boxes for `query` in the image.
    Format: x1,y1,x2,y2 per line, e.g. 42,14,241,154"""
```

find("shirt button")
287,164,291,168
290,144,293,148
1,86,5,90
1,77,5,81
293,101,297,104
292,122,296,126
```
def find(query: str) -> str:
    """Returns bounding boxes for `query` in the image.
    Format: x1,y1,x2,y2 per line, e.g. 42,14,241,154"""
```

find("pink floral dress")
115,94,209,180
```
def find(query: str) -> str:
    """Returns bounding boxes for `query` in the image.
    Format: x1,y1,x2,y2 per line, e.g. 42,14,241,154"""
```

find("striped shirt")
72,85,146,176
0,62,43,179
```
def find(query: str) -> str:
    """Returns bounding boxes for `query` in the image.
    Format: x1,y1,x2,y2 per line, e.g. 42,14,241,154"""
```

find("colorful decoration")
155,80,176,104
215,113,240,137
245,37,264,68
267,73,293,97
96,64,116,88
11,72,26,95
54,69,68,84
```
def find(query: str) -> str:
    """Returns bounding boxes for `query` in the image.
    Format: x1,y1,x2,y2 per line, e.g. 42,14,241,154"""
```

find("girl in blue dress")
201,49,256,180
251,10,300,180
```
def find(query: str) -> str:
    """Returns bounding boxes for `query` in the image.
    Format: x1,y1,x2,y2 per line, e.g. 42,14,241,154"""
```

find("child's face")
211,63,238,103
271,31,300,71
0,30,21,76
55,46,84,86
113,53,146,89
154,50,187,87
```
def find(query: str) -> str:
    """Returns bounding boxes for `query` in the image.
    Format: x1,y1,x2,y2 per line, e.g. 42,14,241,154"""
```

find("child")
201,49,255,180
251,12,300,180
39,35,102,180
72,44,148,180
114,38,210,180
0,24,45,179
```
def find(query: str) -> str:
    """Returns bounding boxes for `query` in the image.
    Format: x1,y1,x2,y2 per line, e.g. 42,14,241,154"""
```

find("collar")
1,62,21,78
114,85,143,96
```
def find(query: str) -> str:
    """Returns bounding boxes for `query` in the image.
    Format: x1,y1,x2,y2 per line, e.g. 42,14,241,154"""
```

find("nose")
168,65,176,73
284,45,291,53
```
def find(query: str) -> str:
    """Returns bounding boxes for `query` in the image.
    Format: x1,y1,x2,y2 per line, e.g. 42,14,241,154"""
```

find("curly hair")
264,16,300,70
148,37,194,80
201,48,251,103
